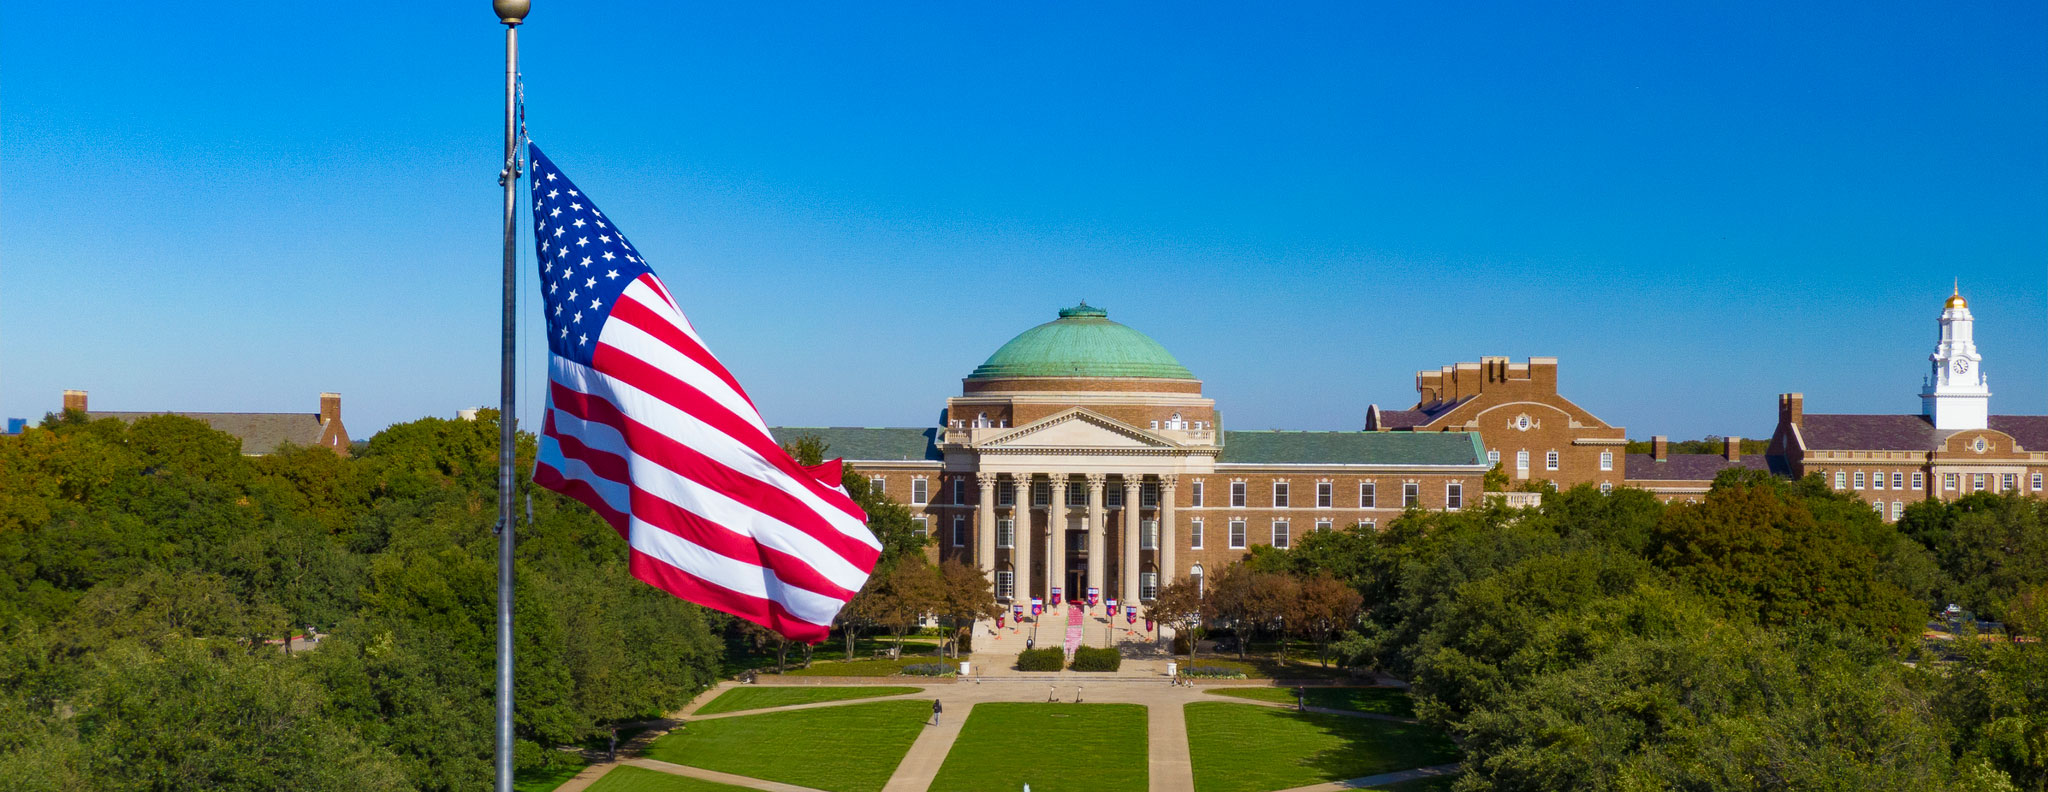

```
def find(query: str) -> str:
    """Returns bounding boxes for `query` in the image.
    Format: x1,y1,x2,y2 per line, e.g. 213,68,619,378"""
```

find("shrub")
1070,647,1122,672
901,663,955,677
1183,665,1248,679
1017,648,1065,672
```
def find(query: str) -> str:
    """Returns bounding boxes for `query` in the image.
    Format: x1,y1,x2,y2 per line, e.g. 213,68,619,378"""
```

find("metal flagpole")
493,2,529,792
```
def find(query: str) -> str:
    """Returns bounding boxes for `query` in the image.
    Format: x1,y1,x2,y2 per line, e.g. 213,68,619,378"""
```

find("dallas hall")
773,304,1491,607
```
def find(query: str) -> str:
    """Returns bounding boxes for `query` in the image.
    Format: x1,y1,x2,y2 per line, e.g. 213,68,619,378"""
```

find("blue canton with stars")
529,143,654,366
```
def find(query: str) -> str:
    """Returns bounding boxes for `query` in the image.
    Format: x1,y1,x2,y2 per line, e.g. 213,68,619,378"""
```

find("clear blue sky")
5,1,2044,441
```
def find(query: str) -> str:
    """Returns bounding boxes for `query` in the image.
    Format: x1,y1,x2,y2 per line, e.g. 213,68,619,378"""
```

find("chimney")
62,389,88,413
1651,435,1669,462
1779,393,1803,427
320,393,341,426
1724,436,1742,462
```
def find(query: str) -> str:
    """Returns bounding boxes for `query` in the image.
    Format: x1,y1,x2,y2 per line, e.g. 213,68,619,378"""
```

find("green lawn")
928,703,1148,792
512,757,588,792
780,657,954,677
645,699,930,792
1184,702,1459,792
584,765,761,792
1365,775,1460,791
1179,657,1352,680
1205,687,1416,718
693,685,922,715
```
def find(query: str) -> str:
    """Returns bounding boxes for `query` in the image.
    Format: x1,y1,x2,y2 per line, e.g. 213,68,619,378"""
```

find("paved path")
1270,762,1462,791
568,678,1455,792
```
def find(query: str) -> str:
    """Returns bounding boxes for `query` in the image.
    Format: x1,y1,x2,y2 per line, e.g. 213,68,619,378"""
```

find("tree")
1148,577,1205,658
1246,571,1302,662
868,560,943,658
1294,573,1362,667
936,560,1001,658
1201,562,1257,659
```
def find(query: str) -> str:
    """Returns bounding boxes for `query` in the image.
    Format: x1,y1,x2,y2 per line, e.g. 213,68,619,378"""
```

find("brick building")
60,389,351,456
1622,435,1782,502
1767,290,2048,520
771,304,1486,608
1365,356,1628,491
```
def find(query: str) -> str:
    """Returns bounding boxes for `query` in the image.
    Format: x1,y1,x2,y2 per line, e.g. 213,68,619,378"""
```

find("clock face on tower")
1953,359,1971,375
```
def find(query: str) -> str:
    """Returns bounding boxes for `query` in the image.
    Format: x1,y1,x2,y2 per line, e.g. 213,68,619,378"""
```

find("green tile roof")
968,303,1195,380
1218,430,1486,466
769,427,941,462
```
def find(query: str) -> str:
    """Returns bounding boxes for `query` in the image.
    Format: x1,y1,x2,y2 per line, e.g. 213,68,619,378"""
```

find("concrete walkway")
1270,762,1462,791
565,678,1455,792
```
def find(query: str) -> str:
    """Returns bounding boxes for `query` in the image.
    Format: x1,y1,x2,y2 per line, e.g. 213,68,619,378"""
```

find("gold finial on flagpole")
494,0,530,25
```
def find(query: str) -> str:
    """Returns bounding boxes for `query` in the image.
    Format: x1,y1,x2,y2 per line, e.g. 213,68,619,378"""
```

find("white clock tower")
1920,286,1989,430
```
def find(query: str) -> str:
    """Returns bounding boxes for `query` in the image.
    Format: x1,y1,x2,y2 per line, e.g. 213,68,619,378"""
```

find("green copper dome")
969,304,1195,380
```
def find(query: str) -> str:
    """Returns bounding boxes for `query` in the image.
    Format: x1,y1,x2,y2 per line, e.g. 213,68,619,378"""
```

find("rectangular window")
1446,482,1464,510
1912,472,1925,490
1361,519,1376,531
1231,482,1247,507
1892,472,1905,489
951,478,963,504
998,482,1014,506
1872,472,1885,490
1872,501,1884,514
997,518,1015,549
1360,482,1376,509
1272,520,1290,549
1067,484,1086,507
1516,450,1530,471
912,515,928,538
1189,518,1204,549
1546,450,1559,471
1191,481,1205,507
1316,482,1333,508
1140,571,1159,601
1107,487,1123,508
996,570,1014,600
2034,473,2043,491
1600,482,1613,494
1891,501,1904,520
1142,484,1158,507
1944,473,1958,491
1487,449,1500,466
1034,481,1050,506
1835,471,1847,489
912,478,929,505
1600,451,1614,471
1273,482,1290,508
1140,520,1158,550
1402,482,1419,508
1853,471,1865,489
952,516,967,547
1314,519,1332,532
870,476,887,496
1228,519,1246,549
1974,474,1987,491
2002,474,2018,491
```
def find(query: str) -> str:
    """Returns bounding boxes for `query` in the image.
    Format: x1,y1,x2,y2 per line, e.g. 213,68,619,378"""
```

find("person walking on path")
931,699,943,726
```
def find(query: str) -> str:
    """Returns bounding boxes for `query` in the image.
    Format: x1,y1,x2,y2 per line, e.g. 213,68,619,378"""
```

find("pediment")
980,409,1175,450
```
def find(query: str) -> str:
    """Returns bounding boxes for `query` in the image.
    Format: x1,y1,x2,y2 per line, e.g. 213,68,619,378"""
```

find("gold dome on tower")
1947,281,1967,309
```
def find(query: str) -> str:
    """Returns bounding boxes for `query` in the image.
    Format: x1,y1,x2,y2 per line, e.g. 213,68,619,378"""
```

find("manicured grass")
1365,775,1460,791
584,765,761,792
928,703,1148,792
512,757,588,792
780,657,954,677
646,700,930,792
693,685,922,715
1205,686,1416,718
1185,702,1460,792
1179,656,1352,680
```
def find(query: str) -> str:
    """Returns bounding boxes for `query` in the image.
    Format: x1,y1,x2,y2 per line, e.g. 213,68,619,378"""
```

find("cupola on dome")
969,303,1195,380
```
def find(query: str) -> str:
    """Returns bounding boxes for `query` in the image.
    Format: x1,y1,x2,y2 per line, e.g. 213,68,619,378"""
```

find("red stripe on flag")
629,550,831,643
626,488,857,601
534,459,628,539
609,290,758,414
549,383,881,570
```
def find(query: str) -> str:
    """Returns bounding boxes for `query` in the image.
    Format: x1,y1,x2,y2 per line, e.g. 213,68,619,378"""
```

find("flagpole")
493,3,529,792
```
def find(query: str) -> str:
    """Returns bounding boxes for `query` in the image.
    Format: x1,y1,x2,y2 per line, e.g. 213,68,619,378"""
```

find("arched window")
973,411,991,428
1190,564,1205,598
1166,412,1184,430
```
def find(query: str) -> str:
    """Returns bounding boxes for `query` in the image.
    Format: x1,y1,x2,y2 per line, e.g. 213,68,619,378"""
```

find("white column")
1013,474,1032,604
1048,476,1068,606
1085,473,1107,601
1159,475,1178,592
976,473,997,585
1120,477,1140,604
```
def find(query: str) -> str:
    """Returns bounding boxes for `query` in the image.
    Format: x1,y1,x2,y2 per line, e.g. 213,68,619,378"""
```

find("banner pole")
493,3,529,792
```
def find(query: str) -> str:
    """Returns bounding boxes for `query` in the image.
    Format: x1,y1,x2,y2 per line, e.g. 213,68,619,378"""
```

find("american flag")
527,143,877,642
